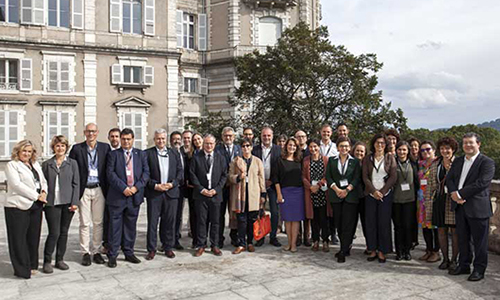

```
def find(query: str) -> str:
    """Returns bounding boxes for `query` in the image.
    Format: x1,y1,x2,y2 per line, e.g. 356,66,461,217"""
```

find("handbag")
253,211,271,241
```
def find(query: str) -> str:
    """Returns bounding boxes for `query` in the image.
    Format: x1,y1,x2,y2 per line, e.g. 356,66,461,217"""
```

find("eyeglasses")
376,142,386,145
242,144,252,148
420,148,433,153
296,135,307,138
85,130,97,134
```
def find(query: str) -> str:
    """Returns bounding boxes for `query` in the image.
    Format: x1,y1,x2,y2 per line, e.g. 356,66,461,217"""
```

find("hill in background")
479,118,500,131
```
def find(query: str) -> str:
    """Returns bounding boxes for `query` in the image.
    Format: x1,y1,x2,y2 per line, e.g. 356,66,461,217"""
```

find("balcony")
0,82,18,91
242,0,297,10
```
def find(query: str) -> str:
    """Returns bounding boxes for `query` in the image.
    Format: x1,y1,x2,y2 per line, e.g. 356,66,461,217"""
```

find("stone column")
166,58,180,133
489,182,500,254
83,53,97,125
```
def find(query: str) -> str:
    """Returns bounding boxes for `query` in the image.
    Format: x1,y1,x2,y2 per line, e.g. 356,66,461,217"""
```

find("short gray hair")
154,128,167,136
221,127,235,135
204,133,216,141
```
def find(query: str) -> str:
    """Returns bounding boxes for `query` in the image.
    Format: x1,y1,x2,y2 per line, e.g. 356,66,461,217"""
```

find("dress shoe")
81,253,92,266
270,238,282,247
303,238,312,247
108,257,117,268
449,261,457,271
125,255,141,264
255,238,265,247
439,259,450,270
395,251,403,261
367,252,377,262
194,247,205,257
165,250,176,259
211,247,223,256
43,262,53,274
55,261,69,270
448,266,471,276
468,271,484,282
93,253,105,264
146,251,155,260
247,244,255,252
337,252,346,263
311,241,319,252
232,246,246,254
175,244,184,250
419,251,431,261
378,257,387,263
426,251,440,263
404,252,412,261
322,241,330,253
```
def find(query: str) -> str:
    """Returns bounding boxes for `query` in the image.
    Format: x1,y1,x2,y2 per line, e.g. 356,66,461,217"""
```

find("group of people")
3,122,495,282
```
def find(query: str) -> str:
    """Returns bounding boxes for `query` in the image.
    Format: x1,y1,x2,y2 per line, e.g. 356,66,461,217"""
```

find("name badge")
207,174,211,181
126,169,132,176
421,179,428,186
245,177,249,183
444,186,448,193
401,183,410,191
340,179,349,187
311,180,319,186
89,169,98,177
35,180,41,190
321,185,328,192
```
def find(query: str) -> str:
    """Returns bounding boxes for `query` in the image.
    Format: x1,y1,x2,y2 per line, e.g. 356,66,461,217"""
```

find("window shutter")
198,14,207,51
21,0,32,23
20,58,32,91
72,0,84,29
143,66,154,85
143,0,154,36
110,0,121,32
199,78,208,95
176,10,183,48
47,61,58,91
111,64,122,84
60,62,70,92
32,0,44,25
178,75,183,93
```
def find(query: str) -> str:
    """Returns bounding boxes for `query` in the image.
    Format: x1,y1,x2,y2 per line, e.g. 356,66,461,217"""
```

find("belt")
86,183,100,189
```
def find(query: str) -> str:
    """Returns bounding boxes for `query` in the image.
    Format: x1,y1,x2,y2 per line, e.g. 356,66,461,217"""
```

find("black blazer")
69,141,111,199
252,144,281,176
145,147,183,200
216,143,242,168
106,148,150,207
446,153,495,219
189,151,228,202
326,156,361,203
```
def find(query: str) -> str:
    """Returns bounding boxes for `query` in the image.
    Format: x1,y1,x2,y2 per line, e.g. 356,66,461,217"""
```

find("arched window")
258,17,282,46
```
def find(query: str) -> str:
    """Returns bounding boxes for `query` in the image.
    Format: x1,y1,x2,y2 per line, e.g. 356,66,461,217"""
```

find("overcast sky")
321,0,500,129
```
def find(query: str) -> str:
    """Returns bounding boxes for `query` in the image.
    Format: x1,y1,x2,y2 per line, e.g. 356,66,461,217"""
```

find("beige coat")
228,155,266,213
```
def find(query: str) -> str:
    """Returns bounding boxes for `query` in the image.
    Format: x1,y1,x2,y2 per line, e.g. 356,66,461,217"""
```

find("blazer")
144,147,183,200
326,156,361,203
5,160,48,210
42,156,80,207
228,155,266,212
216,143,242,168
106,148,150,207
69,141,111,199
362,153,397,196
189,150,228,202
302,155,332,219
446,153,495,219
252,144,281,184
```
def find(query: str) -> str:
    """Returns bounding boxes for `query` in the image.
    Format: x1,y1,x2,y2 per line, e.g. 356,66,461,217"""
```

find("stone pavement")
1,194,499,300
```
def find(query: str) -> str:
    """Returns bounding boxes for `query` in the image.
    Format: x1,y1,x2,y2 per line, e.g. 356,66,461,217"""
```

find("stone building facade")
0,0,320,178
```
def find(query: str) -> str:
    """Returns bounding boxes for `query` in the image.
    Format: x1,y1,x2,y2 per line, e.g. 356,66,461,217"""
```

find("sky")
321,0,500,129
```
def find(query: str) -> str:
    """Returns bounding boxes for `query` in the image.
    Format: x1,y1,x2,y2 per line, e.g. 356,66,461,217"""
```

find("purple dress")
274,158,305,221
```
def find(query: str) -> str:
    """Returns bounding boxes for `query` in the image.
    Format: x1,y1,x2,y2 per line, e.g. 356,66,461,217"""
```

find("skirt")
279,186,305,222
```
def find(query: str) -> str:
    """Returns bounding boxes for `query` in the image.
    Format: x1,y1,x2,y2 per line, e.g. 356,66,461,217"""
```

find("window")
123,66,142,84
0,59,18,90
43,110,74,156
111,64,153,86
121,112,143,149
110,0,154,35
183,77,197,93
259,17,282,46
0,110,20,157
0,0,19,23
48,0,70,28
46,61,71,92
176,11,207,50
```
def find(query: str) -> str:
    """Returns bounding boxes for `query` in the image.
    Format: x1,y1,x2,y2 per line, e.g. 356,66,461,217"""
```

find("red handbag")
253,213,271,241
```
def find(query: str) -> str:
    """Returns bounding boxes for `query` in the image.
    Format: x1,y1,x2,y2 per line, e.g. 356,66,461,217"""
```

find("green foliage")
185,110,241,141
404,125,500,179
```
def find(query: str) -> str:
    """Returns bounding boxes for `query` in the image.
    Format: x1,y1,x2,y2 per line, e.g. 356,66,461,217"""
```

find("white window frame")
182,13,194,49
42,52,75,93
47,0,71,28
183,77,197,94
122,0,142,35
0,109,23,158
0,0,20,23
41,104,76,157
118,110,147,149
111,57,153,86
0,59,19,91
21,0,46,25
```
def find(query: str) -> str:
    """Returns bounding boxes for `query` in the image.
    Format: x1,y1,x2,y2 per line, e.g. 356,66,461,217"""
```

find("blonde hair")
50,135,70,154
11,140,38,163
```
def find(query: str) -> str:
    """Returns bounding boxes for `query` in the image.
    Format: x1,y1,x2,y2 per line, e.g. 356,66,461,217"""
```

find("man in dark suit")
169,131,185,250
69,123,111,266
215,126,242,248
447,132,495,281
252,127,282,247
144,129,183,260
190,134,228,257
106,128,150,268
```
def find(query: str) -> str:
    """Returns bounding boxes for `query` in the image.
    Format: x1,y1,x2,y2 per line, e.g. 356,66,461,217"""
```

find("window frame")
48,0,71,28
122,0,142,35
42,108,75,157
0,0,20,23
182,13,195,49
0,109,21,158
183,77,197,94
0,59,19,90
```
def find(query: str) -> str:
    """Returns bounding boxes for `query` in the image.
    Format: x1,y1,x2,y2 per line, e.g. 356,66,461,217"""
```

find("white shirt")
320,140,339,158
457,152,480,197
204,150,214,189
225,144,234,160
53,157,67,206
262,144,272,180
157,147,169,184
372,157,387,190
111,146,120,151
337,155,354,175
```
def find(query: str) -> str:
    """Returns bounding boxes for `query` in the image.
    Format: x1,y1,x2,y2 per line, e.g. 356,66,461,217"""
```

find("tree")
186,110,241,141
230,22,407,138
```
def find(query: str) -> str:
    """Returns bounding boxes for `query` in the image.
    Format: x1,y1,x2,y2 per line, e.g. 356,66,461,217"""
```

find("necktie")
126,151,134,186
206,154,212,173
227,146,232,160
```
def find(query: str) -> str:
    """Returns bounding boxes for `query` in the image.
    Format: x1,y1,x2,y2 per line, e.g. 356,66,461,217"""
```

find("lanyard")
88,149,98,169
372,156,384,173
339,157,349,176
263,148,271,163
157,149,169,158
125,151,133,167
397,160,410,182
321,143,332,156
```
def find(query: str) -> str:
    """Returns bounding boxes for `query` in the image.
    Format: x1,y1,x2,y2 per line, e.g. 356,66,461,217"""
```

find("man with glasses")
243,127,255,144
69,123,111,266
295,130,310,158
336,122,357,145
215,127,242,248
